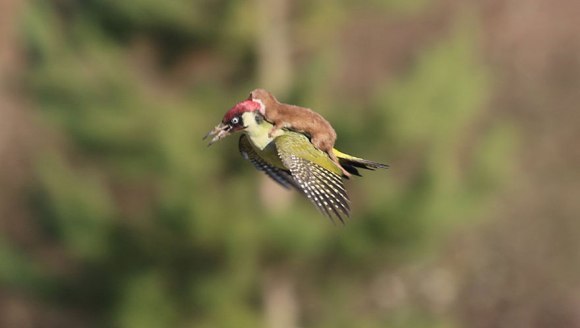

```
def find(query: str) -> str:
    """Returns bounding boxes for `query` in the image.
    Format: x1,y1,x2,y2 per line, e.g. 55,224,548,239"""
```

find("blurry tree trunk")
0,0,43,325
256,0,292,94
262,267,299,328
255,1,299,328
255,0,295,213
256,0,295,214
0,0,22,76
0,0,30,220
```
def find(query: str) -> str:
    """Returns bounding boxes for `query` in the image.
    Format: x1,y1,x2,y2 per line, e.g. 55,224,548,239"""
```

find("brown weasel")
249,88,350,177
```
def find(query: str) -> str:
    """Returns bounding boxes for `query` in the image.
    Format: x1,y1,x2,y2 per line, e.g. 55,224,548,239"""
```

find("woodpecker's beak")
203,122,232,146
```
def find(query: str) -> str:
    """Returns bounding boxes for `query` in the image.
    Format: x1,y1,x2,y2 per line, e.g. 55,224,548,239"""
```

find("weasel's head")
248,88,279,115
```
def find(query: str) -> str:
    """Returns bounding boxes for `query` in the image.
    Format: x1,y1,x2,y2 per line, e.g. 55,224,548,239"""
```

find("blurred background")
1,0,579,327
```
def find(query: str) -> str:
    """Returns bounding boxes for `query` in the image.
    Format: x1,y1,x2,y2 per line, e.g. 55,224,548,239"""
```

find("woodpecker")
204,99,388,222
248,89,350,177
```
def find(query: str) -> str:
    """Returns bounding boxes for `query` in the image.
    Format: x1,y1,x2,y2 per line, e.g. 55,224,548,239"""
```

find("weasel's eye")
231,117,240,125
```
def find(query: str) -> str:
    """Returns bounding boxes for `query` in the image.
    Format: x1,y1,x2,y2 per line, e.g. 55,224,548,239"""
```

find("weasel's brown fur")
250,89,350,177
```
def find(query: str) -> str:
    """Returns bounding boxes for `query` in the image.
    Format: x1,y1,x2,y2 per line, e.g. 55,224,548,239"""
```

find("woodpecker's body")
249,89,349,176
204,101,388,222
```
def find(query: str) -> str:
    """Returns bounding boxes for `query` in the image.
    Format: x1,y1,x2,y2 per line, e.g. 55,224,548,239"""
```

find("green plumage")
239,133,350,222
238,111,390,222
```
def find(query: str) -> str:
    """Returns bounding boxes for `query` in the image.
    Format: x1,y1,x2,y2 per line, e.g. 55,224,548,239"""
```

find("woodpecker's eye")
231,117,240,125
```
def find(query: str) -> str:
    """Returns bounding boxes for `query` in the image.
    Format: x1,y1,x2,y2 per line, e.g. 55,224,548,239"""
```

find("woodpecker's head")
204,99,263,145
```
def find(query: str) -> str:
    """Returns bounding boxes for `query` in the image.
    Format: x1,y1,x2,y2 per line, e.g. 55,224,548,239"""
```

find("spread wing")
275,134,351,223
238,134,300,190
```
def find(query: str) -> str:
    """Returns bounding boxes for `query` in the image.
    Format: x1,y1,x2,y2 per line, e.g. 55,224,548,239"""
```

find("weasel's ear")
253,98,266,116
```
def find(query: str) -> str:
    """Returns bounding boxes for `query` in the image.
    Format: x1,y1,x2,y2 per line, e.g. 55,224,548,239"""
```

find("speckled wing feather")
238,134,299,190
275,134,351,223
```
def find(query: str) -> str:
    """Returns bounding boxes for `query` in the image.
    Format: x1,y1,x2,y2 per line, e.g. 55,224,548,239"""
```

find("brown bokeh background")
1,0,579,327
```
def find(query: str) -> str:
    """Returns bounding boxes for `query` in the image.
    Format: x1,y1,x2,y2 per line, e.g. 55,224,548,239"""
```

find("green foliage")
0,241,51,294
115,271,179,328
36,155,115,260
12,0,514,327
369,24,498,247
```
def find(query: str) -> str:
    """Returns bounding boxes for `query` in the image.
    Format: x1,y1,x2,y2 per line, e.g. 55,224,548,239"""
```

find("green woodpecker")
204,99,387,222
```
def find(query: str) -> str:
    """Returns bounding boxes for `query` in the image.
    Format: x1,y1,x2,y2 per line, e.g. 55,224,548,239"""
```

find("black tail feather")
338,157,389,177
